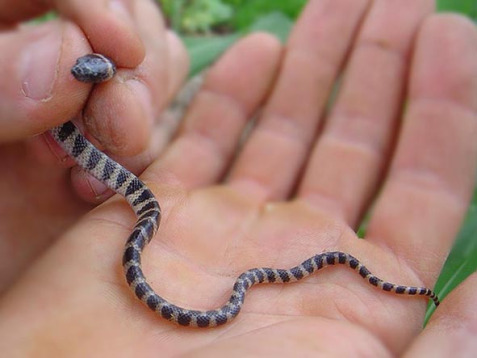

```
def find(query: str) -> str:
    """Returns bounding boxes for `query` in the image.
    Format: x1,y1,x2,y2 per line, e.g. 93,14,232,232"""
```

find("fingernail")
86,174,109,198
20,22,62,100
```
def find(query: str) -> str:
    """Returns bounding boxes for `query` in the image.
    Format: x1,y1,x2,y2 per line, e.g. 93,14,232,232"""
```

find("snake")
49,53,440,328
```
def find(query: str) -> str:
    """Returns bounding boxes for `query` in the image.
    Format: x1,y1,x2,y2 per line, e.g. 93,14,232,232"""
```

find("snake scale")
49,54,440,328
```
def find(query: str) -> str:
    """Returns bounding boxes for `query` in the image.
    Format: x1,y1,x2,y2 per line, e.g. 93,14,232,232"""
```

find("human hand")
1,0,477,357
0,0,187,293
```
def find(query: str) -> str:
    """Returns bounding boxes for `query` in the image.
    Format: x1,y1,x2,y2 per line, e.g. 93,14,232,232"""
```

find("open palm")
1,1,476,357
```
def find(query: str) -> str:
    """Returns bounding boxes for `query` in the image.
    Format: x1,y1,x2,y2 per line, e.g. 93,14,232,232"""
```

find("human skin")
1,0,477,357
0,0,188,292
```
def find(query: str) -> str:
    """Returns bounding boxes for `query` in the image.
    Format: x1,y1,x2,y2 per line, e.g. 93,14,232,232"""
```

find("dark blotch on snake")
137,202,158,216
215,313,228,326
123,246,141,265
57,121,75,141
290,267,304,280
132,189,154,206
126,265,142,285
147,294,160,310
161,305,174,320
135,282,150,300
101,160,115,181
395,286,407,294
263,268,276,283
115,170,128,189
359,266,371,278
85,149,101,170
197,315,211,328
325,254,335,265
408,287,418,295
278,269,291,282
125,178,143,197
313,255,324,269
177,313,192,326
338,252,347,264
368,276,379,286
349,258,359,270
126,229,146,250
302,258,314,274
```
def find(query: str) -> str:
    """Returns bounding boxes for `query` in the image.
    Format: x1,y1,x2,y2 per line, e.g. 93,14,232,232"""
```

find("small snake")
49,54,440,328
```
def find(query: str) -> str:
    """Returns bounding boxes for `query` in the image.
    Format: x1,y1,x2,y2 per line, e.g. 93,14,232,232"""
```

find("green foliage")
28,10,57,23
185,12,293,77
158,0,476,35
157,0,305,34
437,0,477,21
221,0,306,30
247,12,294,42
425,189,477,321
181,0,233,33
158,0,233,33
184,34,239,76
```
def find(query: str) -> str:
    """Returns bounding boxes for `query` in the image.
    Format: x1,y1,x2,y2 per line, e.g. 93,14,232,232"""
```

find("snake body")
49,54,440,328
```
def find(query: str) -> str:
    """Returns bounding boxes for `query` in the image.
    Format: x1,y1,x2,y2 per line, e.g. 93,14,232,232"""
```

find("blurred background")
157,0,477,75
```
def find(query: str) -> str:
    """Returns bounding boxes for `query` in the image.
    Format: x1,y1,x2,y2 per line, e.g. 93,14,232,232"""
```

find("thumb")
0,19,91,142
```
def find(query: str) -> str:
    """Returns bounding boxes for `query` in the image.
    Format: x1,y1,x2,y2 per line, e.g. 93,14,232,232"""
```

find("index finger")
0,0,144,67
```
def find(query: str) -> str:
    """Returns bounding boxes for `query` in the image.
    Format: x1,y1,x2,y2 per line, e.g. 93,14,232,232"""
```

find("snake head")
71,53,116,83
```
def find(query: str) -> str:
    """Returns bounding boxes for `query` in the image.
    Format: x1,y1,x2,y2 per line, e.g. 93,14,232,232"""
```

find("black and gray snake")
49,54,440,328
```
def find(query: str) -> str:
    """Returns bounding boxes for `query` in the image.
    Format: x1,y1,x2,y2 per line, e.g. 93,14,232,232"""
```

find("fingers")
297,0,434,225
0,20,91,141
65,0,188,203
0,0,166,144
54,0,145,67
404,273,477,358
81,0,174,157
228,0,371,201
365,15,477,280
145,33,282,190
0,0,49,25
0,0,186,203
0,0,144,67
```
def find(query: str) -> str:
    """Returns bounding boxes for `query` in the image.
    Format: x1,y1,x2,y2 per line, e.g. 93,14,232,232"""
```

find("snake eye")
71,53,116,83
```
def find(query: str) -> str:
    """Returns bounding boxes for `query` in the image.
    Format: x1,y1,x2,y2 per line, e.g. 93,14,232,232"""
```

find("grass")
160,0,477,318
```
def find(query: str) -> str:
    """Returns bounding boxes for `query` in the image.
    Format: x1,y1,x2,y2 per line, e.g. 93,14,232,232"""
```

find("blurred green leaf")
184,10,294,76
437,0,477,20
182,0,233,33
225,0,306,30
28,11,57,24
184,34,239,76
247,11,294,42
425,190,477,321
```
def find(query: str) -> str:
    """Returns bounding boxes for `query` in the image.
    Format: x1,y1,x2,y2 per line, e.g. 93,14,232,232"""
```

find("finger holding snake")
0,0,187,295
0,0,146,140
0,0,188,201
66,0,188,203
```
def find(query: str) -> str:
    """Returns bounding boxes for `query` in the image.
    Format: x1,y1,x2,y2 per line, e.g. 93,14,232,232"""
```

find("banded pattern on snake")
49,54,440,328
